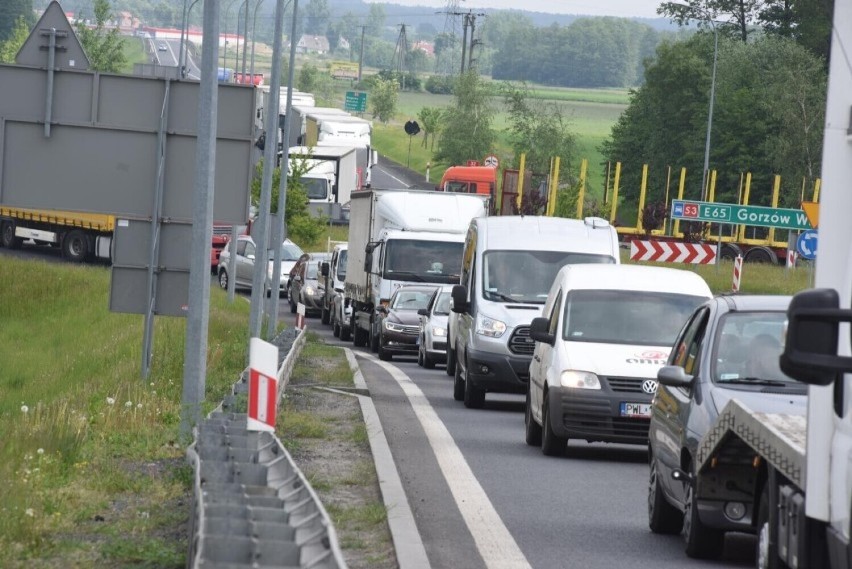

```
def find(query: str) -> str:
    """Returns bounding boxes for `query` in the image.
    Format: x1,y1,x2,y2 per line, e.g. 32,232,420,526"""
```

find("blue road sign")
797,229,818,260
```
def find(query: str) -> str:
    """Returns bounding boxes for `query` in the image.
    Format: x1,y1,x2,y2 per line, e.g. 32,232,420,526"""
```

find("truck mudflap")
696,399,806,488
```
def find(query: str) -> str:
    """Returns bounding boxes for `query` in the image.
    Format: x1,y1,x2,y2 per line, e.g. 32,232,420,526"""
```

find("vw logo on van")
642,379,658,394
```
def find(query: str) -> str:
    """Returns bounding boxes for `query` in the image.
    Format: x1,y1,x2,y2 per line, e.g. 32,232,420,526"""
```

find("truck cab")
439,165,497,199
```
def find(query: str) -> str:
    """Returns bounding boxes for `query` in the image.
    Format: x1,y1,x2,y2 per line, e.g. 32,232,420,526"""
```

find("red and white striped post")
247,338,280,432
732,255,743,292
786,249,798,270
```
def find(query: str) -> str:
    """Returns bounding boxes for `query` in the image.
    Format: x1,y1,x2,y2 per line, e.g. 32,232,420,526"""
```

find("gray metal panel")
15,1,90,71
112,217,192,268
110,267,190,316
0,65,253,225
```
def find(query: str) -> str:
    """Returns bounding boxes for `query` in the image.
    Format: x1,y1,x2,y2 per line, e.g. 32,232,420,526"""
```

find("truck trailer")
664,2,852,567
0,206,113,262
344,189,489,351
303,113,376,188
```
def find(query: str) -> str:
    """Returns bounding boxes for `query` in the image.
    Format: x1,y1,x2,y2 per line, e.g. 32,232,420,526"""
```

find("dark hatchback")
647,295,807,561
377,285,437,361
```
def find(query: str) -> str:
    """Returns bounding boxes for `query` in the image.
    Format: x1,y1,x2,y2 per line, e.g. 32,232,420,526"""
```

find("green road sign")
344,91,367,113
671,200,813,231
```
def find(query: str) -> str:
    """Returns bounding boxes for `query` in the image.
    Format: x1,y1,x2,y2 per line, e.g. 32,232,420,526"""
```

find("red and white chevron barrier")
630,240,717,264
786,249,798,269
732,255,743,292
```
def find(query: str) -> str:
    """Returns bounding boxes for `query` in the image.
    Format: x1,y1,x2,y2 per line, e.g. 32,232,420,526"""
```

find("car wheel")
321,306,330,325
648,456,683,534
756,484,780,569
445,344,456,376
524,388,542,446
423,351,435,369
463,356,485,409
218,268,229,291
378,337,392,361
682,466,724,559
541,391,567,456
453,350,465,402
340,324,351,342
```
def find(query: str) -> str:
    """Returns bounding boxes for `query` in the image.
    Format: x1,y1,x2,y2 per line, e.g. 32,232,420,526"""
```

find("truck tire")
453,349,465,401
1,221,23,249
332,316,341,338
321,306,330,325
353,321,368,347
340,324,351,342
682,465,724,559
541,391,567,456
745,246,777,265
648,456,682,534
463,356,485,409
524,388,542,446
756,484,780,569
62,230,91,262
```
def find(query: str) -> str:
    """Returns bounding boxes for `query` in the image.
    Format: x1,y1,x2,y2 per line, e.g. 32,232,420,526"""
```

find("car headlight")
305,286,315,296
384,320,404,332
560,371,601,390
432,327,447,337
475,313,506,338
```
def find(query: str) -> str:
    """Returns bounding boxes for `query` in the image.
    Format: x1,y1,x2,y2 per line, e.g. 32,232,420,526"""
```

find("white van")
525,264,712,456
450,216,620,409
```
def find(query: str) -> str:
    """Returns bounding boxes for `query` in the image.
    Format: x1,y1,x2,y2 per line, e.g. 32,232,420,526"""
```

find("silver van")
450,216,620,409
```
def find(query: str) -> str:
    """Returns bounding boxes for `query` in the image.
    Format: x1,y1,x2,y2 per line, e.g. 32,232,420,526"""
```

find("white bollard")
732,255,743,292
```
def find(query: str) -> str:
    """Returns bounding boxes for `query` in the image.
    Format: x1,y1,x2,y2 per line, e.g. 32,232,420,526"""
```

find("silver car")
217,235,304,296
417,285,454,369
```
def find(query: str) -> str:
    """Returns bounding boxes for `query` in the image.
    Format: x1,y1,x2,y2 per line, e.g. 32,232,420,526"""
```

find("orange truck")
437,166,497,198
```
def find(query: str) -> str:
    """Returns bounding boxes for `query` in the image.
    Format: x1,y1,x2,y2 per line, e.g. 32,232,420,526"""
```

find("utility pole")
459,13,468,74
393,24,409,89
357,25,366,82
467,14,477,70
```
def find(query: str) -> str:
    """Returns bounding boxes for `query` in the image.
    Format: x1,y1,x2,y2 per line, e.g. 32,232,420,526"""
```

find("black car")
377,285,437,361
647,295,807,561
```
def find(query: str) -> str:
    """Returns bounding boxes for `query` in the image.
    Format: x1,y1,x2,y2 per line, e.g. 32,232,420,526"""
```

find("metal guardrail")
186,328,347,569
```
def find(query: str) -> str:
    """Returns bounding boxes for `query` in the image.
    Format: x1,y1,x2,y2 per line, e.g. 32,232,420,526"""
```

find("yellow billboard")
328,61,359,80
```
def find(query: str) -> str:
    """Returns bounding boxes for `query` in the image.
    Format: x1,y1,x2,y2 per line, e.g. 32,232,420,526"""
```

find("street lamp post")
222,0,239,73
235,0,247,76
249,0,266,80
701,19,719,202
181,0,202,78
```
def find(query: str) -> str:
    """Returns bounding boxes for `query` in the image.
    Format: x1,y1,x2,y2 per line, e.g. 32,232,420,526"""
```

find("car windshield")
563,290,707,345
268,242,304,261
391,290,433,310
434,292,452,315
713,312,797,384
301,177,329,200
306,262,319,280
336,250,348,280
483,250,615,305
383,239,462,284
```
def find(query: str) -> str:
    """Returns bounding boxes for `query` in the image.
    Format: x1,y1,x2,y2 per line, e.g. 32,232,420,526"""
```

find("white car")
417,285,454,369
525,264,712,456
217,235,304,296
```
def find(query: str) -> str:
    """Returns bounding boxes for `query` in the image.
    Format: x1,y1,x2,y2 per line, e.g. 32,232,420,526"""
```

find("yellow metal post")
768,175,781,243
737,173,744,205
636,164,649,231
550,157,561,216
576,158,586,219
674,167,686,237
709,170,717,202
516,153,526,212
739,173,752,242
813,179,821,201
609,162,621,223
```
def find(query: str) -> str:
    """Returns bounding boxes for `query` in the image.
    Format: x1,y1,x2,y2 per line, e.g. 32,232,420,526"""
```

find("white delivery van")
525,264,712,456
450,216,620,409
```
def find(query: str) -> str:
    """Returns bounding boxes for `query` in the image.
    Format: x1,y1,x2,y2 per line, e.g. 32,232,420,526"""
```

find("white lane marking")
356,351,531,569
376,164,411,188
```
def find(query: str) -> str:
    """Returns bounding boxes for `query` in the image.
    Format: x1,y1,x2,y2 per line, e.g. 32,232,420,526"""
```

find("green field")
371,89,626,199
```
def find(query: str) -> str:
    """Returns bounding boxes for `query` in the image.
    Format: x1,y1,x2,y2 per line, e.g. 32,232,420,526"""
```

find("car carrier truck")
672,2,852,567
344,189,489,351
0,206,113,262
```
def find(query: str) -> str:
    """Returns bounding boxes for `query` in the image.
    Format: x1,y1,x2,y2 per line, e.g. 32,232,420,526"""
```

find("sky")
366,0,665,19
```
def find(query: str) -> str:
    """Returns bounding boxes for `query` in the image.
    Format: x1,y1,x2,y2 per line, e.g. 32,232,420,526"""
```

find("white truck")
288,105,349,148
344,189,489,351
287,146,358,225
676,3,852,567
303,112,377,188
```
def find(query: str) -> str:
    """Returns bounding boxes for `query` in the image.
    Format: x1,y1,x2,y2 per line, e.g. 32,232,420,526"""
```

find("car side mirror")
451,285,468,313
417,308,429,316
529,317,555,346
657,365,693,388
781,288,852,386
320,262,329,277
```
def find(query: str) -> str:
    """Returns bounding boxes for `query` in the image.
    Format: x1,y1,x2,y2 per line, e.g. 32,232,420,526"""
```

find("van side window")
548,291,563,335
671,308,709,376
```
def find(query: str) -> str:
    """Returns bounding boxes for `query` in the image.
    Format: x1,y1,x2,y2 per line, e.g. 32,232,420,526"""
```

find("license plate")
620,402,651,418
